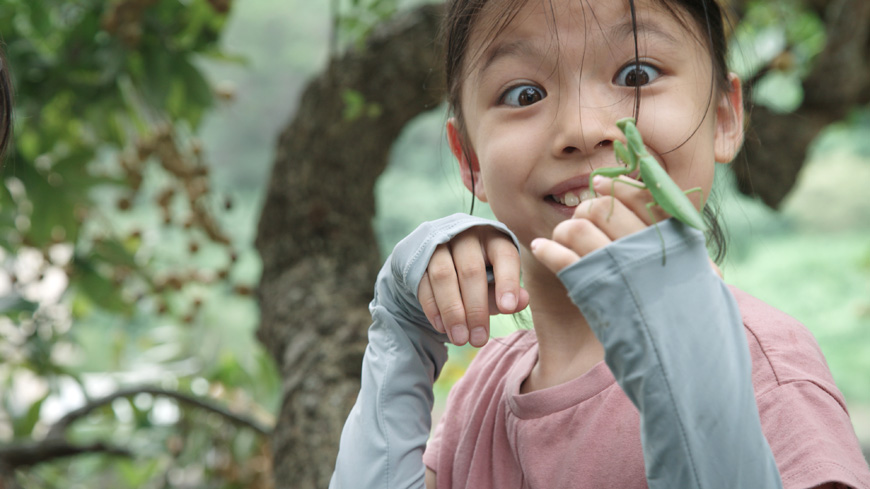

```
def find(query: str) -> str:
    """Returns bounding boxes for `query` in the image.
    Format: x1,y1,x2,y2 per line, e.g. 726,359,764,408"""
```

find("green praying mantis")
590,117,706,264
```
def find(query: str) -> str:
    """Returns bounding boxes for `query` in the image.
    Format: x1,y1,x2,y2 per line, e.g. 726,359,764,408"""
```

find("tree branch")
45,385,272,440
0,440,131,469
734,0,870,207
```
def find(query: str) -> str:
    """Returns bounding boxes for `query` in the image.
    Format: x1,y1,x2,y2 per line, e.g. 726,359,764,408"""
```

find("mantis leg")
683,186,705,209
646,201,667,265
602,176,647,221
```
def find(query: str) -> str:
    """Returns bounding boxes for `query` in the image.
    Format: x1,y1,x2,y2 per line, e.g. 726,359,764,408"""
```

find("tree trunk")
254,4,445,488
733,0,870,208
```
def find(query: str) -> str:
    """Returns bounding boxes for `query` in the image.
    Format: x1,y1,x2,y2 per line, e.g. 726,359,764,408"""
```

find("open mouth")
548,188,593,207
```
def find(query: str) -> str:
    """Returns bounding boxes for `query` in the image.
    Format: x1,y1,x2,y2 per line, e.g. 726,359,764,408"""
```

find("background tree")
254,4,443,486
729,0,870,207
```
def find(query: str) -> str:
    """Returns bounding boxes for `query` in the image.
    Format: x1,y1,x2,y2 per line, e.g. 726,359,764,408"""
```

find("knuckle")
439,302,466,321
418,292,438,312
490,245,519,263
456,261,486,281
553,219,590,243
587,199,615,222
552,222,572,243
464,308,489,327
428,263,456,283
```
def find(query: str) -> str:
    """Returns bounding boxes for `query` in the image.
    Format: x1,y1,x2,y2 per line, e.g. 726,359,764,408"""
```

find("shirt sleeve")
760,381,870,488
329,214,518,489
557,218,784,489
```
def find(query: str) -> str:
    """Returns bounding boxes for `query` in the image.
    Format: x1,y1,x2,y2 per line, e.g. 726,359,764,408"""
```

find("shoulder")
730,286,870,488
729,286,842,402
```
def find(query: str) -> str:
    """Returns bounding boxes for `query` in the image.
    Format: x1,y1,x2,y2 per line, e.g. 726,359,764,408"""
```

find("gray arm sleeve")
558,219,783,488
329,214,518,489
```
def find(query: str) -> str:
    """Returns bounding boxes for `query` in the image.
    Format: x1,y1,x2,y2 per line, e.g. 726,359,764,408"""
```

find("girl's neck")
520,254,605,393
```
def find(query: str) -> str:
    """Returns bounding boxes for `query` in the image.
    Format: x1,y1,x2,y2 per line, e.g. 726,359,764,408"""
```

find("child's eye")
614,63,661,87
500,84,546,107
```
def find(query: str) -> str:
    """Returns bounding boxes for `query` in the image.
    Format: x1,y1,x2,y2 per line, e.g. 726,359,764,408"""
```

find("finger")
516,288,531,311
483,232,525,314
530,237,582,274
487,285,530,315
550,218,613,259
426,245,468,345
417,272,445,333
451,233,492,347
592,175,669,226
572,194,647,242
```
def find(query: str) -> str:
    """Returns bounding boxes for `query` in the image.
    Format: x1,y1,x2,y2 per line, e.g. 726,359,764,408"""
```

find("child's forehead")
461,0,702,78
469,0,692,52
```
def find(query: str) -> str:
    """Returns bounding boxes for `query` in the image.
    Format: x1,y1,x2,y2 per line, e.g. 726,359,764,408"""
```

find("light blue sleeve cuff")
558,218,782,489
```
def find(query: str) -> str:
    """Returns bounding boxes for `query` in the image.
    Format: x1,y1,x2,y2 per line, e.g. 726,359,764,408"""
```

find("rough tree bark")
256,0,869,486
733,0,870,207
254,4,445,488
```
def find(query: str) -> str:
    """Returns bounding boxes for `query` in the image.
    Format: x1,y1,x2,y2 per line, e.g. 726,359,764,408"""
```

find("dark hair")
0,46,12,163
442,0,733,262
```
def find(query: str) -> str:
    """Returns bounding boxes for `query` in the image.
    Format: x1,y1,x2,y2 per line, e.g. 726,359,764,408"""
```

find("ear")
447,118,487,202
713,73,745,163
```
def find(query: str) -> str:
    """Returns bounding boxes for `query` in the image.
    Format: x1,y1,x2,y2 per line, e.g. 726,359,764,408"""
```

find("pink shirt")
423,287,870,488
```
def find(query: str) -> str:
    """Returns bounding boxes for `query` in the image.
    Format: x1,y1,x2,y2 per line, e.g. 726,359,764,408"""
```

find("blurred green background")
0,0,867,486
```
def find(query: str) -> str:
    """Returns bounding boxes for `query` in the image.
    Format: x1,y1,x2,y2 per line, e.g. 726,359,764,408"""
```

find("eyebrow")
608,18,681,48
478,16,681,76
479,39,542,75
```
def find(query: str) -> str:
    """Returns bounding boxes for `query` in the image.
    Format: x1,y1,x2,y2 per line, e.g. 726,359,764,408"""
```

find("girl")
331,0,870,487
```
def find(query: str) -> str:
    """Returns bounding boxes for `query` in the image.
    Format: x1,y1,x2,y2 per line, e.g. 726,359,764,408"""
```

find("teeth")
563,192,580,207
553,188,595,207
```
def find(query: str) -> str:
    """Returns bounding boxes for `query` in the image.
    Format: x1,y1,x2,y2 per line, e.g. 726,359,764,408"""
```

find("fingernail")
450,325,468,345
470,327,487,346
500,292,517,311
593,175,605,186
434,315,444,333
530,238,543,251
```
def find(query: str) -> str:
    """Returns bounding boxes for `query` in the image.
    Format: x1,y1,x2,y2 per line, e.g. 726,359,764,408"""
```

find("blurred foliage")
0,0,277,487
331,0,400,51
728,0,827,112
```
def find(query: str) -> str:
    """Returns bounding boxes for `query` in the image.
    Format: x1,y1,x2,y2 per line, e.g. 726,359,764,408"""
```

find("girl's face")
448,0,743,249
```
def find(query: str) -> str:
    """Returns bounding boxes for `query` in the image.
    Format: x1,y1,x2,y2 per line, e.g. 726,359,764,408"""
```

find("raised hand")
418,226,530,347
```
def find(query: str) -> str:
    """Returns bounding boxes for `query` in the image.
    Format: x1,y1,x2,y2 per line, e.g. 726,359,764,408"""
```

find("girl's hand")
417,226,530,347
531,175,721,277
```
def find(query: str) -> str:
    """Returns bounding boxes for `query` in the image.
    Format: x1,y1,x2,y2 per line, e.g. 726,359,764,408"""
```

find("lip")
544,175,591,218
546,175,590,197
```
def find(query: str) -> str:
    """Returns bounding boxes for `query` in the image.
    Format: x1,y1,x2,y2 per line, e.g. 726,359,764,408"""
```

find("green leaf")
341,89,366,122
166,58,214,126
92,238,139,269
12,394,47,439
117,455,160,486
70,256,133,316
0,294,39,317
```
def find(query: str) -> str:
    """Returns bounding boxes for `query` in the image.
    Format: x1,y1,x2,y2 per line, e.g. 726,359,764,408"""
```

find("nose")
551,94,623,158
